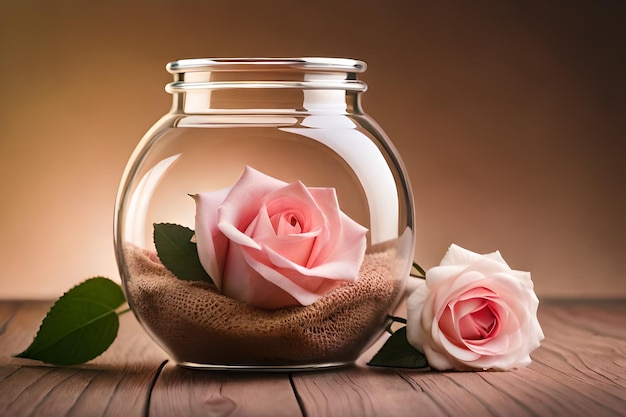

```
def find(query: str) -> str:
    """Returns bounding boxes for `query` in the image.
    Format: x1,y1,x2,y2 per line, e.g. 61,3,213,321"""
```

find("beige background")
0,0,624,299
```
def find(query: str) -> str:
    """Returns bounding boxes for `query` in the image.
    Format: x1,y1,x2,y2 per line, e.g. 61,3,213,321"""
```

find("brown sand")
124,244,402,366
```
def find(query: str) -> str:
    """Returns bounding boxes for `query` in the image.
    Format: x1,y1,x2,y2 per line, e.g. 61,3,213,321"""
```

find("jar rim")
166,57,367,74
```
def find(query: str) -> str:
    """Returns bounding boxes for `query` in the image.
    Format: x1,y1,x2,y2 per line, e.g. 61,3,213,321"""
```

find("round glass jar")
114,57,415,370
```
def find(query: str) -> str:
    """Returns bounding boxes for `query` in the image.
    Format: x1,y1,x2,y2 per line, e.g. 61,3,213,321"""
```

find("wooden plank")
63,363,167,417
402,371,531,417
537,301,626,390
291,300,626,417
1,300,625,417
0,366,79,416
0,300,20,338
292,366,445,417
423,371,538,417
0,301,167,417
0,361,165,417
474,364,623,417
0,300,34,357
149,363,302,417
292,330,526,417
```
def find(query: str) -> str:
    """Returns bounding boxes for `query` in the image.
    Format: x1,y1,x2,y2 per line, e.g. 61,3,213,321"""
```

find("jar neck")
164,58,367,115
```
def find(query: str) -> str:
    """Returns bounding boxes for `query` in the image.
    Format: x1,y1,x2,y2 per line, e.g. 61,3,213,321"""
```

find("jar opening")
165,57,368,113
165,57,368,94
166,57,367,74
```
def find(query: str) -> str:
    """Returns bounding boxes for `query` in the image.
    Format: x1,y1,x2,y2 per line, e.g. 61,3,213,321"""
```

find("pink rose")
193,166,368,310
406,244,544,371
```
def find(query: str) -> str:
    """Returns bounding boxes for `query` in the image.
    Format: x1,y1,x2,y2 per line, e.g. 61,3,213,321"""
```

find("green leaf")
153,223,215,284
368,327,429,369
15,277,126,366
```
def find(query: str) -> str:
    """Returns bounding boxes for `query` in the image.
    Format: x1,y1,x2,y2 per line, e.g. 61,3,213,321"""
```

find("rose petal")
469,303,499,336
218,166,287,235
422,342,456,371
437,305,458,343
220,241,255,301
239,249,332,306
455,300,500,344
430,271,485,316
221,244,299,309
439,244,487,267
510,270,534,287
425,264,468,288
304,187,343,266
406,280,429,351
261,181,325,234
218,221,261,249
256,209,367,284
246,204,320,266
274,211,304,234
193,187,232,289
457,286,499,302
434,324,481,362
483,249,509,267
258,231,319,267
263,244,361,281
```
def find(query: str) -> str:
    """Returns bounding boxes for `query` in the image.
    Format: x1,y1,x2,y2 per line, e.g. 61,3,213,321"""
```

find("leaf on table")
153,223,215,285
368,327,429,369
15,277,126,366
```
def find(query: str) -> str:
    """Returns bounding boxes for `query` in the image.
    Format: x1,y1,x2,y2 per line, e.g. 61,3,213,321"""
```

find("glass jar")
114,57,415,370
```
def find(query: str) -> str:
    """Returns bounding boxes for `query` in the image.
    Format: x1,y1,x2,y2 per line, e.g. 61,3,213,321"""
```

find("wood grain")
0,301,167,417
0,300,624,417
292,366,444,417
149,364,302,417
290,300,626,417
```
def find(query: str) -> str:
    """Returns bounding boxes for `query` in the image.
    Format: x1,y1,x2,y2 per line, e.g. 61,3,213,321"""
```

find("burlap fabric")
124,244,401,366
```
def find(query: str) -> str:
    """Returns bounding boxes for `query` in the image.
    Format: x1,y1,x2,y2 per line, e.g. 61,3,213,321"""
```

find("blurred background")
1,0,624,299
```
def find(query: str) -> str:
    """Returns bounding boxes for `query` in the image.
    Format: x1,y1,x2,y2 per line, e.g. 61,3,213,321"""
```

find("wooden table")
1,300,624,417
